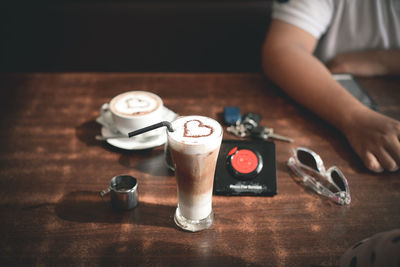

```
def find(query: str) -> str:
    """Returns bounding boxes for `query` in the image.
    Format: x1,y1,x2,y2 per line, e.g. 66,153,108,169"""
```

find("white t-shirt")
272,0,400,62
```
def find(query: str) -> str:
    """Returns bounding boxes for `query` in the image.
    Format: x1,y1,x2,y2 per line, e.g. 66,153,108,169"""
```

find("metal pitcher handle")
100,187,111,199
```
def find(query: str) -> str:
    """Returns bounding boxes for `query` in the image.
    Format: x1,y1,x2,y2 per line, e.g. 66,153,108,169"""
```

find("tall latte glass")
167,116,223,232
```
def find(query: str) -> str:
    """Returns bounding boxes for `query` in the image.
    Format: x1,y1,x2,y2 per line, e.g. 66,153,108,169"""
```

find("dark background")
1,0,273,72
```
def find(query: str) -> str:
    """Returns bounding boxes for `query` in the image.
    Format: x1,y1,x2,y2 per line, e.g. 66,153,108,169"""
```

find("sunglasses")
287,147,351,205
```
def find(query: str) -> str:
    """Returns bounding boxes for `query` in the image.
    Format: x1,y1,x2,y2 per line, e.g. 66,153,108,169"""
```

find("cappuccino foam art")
168,116,223,154
107,91,164,135
168,116,223,224
110,91,162,117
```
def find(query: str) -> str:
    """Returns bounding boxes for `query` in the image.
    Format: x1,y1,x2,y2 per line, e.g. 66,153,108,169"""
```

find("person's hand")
342,109,400,172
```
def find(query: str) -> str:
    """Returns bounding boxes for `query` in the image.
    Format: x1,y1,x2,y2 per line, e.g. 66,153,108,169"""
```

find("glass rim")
167,115,223,146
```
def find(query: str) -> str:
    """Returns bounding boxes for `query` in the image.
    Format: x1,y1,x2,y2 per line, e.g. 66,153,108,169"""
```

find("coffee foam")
167,116,223,154
111,91,162,117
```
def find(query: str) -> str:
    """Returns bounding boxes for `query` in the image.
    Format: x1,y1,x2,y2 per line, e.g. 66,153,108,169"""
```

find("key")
265,128,294,143
227,122,249,138
251,126,294,143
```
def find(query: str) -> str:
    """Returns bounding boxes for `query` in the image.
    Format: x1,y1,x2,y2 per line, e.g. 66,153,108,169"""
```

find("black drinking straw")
128,121,174,138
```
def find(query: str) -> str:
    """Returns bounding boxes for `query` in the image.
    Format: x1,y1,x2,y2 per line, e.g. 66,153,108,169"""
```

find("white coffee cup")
102,91,164,136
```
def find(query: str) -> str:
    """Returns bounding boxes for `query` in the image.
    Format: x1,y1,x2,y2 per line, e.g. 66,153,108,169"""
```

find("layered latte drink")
167,116,223,232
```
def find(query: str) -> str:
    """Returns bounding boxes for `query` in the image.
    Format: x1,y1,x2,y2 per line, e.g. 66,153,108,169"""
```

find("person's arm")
262,19,400,172
327,49,400,76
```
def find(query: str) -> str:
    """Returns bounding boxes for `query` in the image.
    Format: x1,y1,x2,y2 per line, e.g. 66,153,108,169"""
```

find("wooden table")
0,73,399,266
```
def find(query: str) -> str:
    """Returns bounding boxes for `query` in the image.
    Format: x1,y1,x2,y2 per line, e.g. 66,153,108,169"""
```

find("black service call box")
214,140,277,196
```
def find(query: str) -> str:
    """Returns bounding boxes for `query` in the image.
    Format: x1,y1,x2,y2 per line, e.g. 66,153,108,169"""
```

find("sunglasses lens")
297,150,318,171
331,169,346,191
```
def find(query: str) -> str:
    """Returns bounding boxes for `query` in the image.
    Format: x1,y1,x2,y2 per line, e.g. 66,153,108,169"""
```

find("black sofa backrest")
2,1,273,72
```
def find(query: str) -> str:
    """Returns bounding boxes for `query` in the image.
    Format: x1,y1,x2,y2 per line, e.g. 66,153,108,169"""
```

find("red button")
231,149,259,174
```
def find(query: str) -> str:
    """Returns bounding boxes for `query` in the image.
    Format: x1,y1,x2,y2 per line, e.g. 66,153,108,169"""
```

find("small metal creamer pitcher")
100,175,138,210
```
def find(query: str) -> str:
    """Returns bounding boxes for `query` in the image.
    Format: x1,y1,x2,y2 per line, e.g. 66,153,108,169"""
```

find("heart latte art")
167,115,223,151
184,120,214,138
110,91,161,117
125,97,150,110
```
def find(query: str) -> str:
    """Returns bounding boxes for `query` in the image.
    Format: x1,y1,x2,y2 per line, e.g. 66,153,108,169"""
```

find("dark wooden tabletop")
0,73,399,266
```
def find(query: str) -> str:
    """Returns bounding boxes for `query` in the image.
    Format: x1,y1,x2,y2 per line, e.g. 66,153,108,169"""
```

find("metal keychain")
227,113,261,138
242,113,261,131
226,112,293,142
227,121,249,138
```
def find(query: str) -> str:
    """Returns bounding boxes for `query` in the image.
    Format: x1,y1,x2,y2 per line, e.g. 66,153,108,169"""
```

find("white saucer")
96,106,178,150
